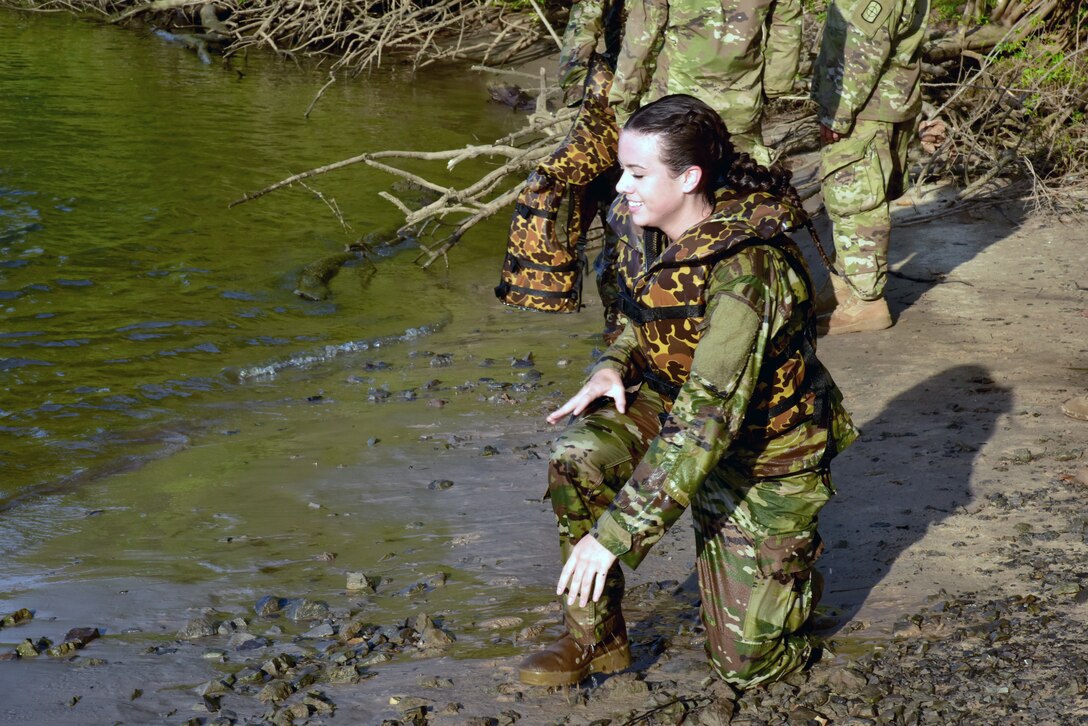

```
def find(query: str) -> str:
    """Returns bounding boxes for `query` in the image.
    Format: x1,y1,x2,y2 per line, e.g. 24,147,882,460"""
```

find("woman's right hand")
546,368,627,425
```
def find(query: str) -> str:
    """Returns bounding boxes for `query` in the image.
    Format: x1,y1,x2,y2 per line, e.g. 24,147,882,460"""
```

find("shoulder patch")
849,0,895,39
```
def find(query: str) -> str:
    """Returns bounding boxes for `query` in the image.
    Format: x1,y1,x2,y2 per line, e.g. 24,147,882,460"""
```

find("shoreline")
2,185,1087,723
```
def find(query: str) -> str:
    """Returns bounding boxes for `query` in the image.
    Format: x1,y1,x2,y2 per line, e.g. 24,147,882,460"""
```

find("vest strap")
494,280,580,301
515,202,559,221
616,288,705,324
505,251,580,274
643,367,681,401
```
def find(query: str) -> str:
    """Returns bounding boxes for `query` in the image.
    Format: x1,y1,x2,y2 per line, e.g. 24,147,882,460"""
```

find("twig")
304,70,337,119
526,0,562,51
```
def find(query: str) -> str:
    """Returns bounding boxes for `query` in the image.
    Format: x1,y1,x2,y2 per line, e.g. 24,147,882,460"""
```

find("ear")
680,165,703,194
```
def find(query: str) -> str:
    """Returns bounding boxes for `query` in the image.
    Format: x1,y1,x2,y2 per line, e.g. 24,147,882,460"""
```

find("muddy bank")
1,181,1086,723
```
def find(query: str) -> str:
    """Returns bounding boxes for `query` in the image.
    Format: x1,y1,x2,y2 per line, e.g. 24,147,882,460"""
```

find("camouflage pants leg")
547,391,665,641
820,118,912,300
691,464,833,689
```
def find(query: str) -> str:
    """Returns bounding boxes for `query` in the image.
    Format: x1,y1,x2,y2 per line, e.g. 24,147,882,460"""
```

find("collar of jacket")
608,187,804,270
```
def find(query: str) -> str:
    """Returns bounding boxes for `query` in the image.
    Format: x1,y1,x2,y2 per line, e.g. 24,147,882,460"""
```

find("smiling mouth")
627,199,643,209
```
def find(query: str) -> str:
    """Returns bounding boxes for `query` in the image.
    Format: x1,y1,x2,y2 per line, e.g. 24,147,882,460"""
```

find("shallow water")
0,10,604,664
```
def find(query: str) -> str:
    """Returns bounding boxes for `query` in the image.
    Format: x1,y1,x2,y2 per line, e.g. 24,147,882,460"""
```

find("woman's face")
617,127,700,236
616,130,694,235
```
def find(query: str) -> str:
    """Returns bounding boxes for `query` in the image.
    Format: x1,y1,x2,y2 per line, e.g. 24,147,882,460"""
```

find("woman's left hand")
556,535,618,607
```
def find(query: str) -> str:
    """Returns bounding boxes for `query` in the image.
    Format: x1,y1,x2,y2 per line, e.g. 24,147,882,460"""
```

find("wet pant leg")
691,465,833,689
547,391,664,641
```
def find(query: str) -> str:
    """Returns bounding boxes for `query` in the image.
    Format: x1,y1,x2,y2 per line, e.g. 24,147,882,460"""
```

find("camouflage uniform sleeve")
589,323,639,378
762,0,804,98
559,0,608,102
590,251,774,564
608,0,669,124
813,0,902,135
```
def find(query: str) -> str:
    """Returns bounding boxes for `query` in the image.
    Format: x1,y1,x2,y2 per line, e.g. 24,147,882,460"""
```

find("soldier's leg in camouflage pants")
547,391,665,641
692,465,833,688
820,118,912,300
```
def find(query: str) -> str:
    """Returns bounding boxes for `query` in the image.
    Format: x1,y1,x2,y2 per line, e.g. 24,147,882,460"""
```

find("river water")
0,9,603,679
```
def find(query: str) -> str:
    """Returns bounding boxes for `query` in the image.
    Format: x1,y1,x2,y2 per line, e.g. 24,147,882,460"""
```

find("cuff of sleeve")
589,354,628,379
590,509,632,558
826,116,854,136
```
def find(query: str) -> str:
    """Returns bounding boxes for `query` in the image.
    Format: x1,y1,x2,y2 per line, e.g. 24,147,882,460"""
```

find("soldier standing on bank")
607,0,804,168
812,0,929,334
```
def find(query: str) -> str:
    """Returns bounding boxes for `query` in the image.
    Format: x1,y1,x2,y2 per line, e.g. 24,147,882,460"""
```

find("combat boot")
1061,394,1088,422
518,611,630,686
817,294,892,335
814,274,850,316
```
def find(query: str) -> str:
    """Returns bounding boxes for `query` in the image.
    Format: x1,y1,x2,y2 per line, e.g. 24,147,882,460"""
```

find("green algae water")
0,9,606,682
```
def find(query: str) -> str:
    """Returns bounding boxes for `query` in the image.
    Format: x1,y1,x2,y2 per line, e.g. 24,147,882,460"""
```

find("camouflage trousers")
547,389,833,689
820,117,913,300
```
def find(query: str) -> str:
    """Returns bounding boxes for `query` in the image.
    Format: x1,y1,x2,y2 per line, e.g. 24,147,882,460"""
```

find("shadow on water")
819,364,1013,626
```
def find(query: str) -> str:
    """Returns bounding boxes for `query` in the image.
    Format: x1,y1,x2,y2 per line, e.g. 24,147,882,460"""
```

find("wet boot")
1061,394,1088,422
817,294,892,335
518,609,630,687
814,274,850,317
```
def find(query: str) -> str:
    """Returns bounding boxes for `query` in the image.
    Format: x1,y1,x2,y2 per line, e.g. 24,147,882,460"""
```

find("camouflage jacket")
587,191,859,564
812,0,928,134
606,0,792,130
559,0,624,104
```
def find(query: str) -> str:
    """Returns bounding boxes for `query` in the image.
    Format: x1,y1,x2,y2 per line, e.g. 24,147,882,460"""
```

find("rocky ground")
2,149,1087,725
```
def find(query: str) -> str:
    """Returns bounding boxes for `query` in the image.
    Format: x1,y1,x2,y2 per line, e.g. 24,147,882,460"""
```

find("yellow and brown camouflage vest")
610,189,836,443
495,54,619,313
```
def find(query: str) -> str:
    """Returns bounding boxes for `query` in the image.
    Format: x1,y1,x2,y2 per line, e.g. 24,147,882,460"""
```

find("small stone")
478,616,523,630
556,358,572,367
1,608,33,627
254,596,287,617
283,598,330,621
198,678,235,697
429,354,453,367
16,638,49,657
46,641,80,658
303,691,335,715
327,665,361,684
511,353,534,368
481,445,500,456
428,479,454,490
418,676,454,688
257,680,294,704
202,649,227,660
427,399,447,408
303,622,336,638
346,572,379,592
179,616,218,639
235,667,266,685
314,551,337,562
261,654,297,677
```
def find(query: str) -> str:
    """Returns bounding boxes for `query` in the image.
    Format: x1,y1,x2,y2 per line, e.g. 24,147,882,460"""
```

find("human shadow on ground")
816,363,1013,627
794,171,1029,322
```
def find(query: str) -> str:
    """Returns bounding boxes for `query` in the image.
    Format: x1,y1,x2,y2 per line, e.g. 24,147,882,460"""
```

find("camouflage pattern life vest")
611,188,834,441
495,54,619,313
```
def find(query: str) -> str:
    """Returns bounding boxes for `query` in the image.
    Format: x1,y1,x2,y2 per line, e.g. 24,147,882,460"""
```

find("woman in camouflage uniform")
518,94,858,690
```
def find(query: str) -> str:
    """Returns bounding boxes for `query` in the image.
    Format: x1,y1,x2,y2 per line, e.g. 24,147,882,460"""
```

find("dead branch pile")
916,0,1088,212
6,0,552,73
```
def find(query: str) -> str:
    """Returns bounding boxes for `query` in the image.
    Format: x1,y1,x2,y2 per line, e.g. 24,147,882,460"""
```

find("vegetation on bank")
6,0,1086,260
